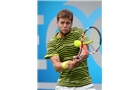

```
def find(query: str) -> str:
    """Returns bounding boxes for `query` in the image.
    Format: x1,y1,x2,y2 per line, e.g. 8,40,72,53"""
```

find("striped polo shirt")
44,27,93,87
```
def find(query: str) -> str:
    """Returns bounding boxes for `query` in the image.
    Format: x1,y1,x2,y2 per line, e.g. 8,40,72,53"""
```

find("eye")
66,22,70,24
61,22,64,24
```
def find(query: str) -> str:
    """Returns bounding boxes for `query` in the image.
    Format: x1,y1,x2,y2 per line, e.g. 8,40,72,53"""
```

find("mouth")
63,28,68,30
62,29,68,31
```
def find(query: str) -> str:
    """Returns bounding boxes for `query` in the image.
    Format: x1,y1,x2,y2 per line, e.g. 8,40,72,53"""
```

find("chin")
63,32,69,35
62,31,69,35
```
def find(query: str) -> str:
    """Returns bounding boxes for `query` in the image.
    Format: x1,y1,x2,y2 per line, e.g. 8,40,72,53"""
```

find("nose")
64,23,67,27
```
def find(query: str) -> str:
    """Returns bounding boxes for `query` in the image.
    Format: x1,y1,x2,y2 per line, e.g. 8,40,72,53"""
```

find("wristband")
61,61,68,69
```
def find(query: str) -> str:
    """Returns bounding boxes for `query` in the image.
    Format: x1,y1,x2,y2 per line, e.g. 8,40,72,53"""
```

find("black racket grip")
76,54,88,60
76,56,80,59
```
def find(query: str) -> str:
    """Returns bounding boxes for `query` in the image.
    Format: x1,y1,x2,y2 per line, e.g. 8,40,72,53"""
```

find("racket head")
76,26,102,59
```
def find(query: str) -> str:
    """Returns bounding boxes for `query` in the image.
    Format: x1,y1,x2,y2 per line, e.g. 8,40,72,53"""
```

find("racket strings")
86,27,101,54
76,26,102,58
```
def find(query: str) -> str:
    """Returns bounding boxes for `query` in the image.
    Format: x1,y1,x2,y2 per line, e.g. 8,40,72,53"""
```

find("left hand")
67,55,88,70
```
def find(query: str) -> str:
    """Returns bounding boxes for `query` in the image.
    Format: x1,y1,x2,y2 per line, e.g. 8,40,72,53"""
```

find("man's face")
57,18,72,35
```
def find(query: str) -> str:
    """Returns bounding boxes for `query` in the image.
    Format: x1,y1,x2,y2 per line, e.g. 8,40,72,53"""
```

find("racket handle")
76,56,80,59
76,54,88,60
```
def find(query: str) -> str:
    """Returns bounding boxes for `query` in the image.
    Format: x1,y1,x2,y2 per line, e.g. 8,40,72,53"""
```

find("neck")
57,29,71,38
57,32,65,38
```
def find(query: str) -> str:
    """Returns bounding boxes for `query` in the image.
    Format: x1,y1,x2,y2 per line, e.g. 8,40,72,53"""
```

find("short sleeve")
44,40,59,59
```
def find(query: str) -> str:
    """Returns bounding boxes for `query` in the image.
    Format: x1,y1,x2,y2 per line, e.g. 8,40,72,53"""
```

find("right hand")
66,60,76,70
66,54,88,70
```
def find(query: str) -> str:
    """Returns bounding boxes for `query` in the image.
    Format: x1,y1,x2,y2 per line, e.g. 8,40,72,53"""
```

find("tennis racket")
76,26,102,59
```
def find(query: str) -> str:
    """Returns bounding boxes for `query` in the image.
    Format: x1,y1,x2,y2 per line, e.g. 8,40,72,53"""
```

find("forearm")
53,60,71,72
51,57,78,71
72,54,88,66
78,54,88,61
53,62,63,72
50,56,65,72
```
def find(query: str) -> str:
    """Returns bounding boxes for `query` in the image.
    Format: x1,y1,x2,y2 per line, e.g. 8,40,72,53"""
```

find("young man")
44,9,96,90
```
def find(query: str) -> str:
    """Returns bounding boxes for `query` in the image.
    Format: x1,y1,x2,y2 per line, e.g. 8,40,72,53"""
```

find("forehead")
58,18,71,22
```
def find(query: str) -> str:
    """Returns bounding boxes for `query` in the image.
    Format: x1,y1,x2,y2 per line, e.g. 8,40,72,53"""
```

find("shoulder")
47,38,56,47
72,27,84,31
47,33,58,44
71,27,84,34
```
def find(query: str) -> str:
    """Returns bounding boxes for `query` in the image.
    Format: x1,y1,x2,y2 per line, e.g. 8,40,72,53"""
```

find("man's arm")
50,45,89,71
50,56,63,72
50,56,73,72
67,44,89,70
75,44,89,61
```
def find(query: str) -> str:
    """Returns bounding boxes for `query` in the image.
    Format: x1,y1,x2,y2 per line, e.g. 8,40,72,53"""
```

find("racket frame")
76,26,102,59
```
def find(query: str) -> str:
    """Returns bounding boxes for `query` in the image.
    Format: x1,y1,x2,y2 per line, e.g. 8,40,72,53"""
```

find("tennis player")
44,9,96,90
